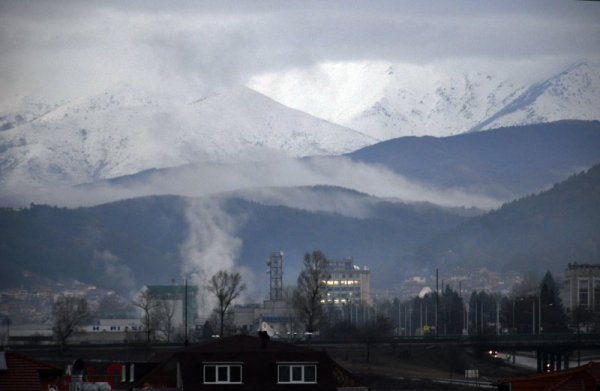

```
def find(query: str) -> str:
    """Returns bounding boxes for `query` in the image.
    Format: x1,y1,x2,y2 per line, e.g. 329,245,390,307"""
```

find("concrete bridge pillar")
536,350,570,372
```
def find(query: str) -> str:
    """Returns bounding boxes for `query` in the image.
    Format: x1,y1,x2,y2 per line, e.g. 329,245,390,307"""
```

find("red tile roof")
0,351,63,391
500,362,600,391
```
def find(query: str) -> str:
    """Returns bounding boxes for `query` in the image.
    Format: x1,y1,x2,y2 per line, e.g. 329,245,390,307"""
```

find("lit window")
277,364,317,384
203,364,242,384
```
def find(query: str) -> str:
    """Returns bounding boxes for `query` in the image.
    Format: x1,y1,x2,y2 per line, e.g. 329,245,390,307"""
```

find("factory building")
146,284,199,335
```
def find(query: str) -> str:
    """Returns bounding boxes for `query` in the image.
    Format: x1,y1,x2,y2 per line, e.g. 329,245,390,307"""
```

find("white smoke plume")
93,249,136,296
179,197,253,318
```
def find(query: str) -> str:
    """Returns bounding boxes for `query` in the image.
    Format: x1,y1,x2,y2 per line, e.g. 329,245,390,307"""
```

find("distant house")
127,333,365,390
0,351,64,391
498,362,600,391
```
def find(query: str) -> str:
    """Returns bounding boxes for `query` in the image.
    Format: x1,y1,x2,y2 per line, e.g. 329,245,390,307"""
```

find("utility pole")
481,302,484,335
420,301,423,335
532,300,535,335
397,300,400,336
496,299,500,335
184,278,188,346
538,294,542,334
409,304,412,337
475,301,478,334
435,269,439,337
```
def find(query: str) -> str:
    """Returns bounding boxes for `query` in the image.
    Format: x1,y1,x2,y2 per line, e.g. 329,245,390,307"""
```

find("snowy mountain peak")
471,61,600,132
0,85,375,189
249,61,600,139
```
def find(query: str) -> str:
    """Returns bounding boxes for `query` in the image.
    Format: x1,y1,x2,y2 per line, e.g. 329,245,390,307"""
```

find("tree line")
49,250,600,348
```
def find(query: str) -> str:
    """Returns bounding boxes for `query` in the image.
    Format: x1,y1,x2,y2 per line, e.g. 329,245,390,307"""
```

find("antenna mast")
266,251,284,301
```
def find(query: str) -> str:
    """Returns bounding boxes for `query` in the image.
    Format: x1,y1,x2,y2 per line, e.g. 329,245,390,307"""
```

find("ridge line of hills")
1,162,599,293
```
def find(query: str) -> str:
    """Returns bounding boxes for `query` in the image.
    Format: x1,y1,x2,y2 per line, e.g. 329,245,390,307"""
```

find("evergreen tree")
539,271,567,332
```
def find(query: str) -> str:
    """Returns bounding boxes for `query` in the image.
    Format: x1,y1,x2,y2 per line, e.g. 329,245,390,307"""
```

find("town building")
563,263,600,312
127,333,365,390
323,258,371,305
85,318,142,333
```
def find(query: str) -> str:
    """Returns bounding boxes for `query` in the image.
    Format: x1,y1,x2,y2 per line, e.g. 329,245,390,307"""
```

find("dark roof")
0,351,63,391
499,362,600,391
131,334,362,391
186,334,315,353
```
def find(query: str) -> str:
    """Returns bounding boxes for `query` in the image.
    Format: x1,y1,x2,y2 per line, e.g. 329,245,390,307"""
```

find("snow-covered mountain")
0,85,375,188
2,61,598,191
471,62,600,132
249,61,600,139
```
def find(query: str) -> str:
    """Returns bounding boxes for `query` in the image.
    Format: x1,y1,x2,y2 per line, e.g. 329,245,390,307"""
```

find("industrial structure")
146,283,199,336
267,251,284,301
232,252,373,337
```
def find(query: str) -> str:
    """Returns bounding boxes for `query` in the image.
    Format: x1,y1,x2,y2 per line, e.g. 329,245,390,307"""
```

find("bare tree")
155,300,177,342
282,286,302,342
208,270,246,337
292,250,331,334
133,288,160,343
52,294,90,349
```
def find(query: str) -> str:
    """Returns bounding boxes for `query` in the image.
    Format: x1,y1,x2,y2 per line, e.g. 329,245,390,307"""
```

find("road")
498,350,600,371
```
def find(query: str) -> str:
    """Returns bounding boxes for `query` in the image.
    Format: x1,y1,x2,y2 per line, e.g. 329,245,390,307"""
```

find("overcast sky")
1,0,599,102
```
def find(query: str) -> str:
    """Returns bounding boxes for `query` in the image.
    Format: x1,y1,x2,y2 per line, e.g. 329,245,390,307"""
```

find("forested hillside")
417,164,600,273
0,188,471,291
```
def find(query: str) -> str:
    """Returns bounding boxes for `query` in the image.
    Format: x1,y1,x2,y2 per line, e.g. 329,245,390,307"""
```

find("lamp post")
512,299,516,334
532,300,535,335
538,293,542,334
397,299,400,336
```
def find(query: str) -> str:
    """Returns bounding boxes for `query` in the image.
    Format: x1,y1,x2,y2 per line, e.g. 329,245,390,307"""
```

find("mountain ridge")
0,85,375,189
347,120,600,199
249,61,600,139
416,163,600,274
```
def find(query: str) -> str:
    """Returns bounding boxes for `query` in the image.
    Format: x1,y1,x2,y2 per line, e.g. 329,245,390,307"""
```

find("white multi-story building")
323,258,371,305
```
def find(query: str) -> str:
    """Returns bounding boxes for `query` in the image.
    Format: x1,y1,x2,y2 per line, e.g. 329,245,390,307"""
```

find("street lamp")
538,293,541,334
512,299,516,334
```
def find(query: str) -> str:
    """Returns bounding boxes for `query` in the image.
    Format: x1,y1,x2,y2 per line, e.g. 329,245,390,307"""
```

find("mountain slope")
415,164,600,273
471,62,600,132
347,120,600,199
0,188,472,292
249,61,600,139
0,85,375,189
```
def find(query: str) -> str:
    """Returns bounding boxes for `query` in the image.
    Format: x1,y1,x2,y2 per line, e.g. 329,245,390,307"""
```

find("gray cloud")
1,1,598,101
0,156,503,210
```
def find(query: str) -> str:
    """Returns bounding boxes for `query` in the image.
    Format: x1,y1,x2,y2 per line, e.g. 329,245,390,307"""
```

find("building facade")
563,263,600,312
323,258,371,305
